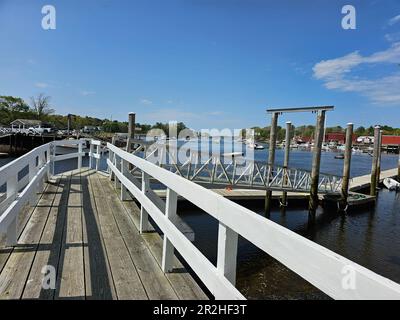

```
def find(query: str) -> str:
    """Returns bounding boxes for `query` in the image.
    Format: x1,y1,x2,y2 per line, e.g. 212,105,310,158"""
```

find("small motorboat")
334,154,345,159
383,178,400,191
247,142,265,150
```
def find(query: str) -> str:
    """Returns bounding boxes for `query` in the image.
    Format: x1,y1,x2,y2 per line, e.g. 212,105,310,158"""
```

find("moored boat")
383,178,400,191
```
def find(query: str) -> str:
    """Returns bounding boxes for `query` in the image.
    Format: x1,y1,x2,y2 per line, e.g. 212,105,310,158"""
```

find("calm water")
1,148,400,299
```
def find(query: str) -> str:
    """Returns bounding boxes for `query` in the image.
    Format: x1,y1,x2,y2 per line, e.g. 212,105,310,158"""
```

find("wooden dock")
350,168,398,192
0,169,207,300
153,168,398,207
2,139,400,299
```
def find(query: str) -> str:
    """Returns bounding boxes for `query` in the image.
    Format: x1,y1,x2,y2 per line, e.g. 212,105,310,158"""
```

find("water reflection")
179,188,400,299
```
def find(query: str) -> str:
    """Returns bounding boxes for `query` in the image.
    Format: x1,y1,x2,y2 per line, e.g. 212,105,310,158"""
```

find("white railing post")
108,150,114,180
6,174,18,246
162,188,178,272
114,154,121,189
89,142,94,169
37,152,45,193
96,144,100,171
120,158,129,201
46,144,51,181
28,156,38,206
78,140,83,170
140,171,150,233
52,143,56,176
6,217,17,247
217,222,238,285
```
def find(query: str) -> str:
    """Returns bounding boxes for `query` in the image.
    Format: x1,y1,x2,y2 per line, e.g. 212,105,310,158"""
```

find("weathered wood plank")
22,174,71,299
55,172,85,300
89,173,148,300
112,181,208,300
99,175,178,300
81,169,116,300
0,179,59,299
0,202,38,273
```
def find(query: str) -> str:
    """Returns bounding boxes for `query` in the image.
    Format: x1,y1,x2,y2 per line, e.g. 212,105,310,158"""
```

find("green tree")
0,95,31,124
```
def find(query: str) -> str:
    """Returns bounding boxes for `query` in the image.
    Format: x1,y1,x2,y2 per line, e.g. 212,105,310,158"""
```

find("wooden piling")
264,112,279,217
370,125,381,196
398,144,400,180
376,129,382,185
127,112,136,153
339,123,353,211
308,110,326,222
67,114,72,136
281,121,291,207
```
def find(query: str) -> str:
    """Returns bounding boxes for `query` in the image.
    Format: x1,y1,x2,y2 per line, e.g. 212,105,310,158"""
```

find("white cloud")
313,42,400,105
35,82,49,88
140,98,153,105
80,90,96,96
388,14,400,26
385,32,400,42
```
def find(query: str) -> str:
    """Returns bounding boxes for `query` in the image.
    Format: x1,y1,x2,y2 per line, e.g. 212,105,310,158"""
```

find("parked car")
28,123,55,135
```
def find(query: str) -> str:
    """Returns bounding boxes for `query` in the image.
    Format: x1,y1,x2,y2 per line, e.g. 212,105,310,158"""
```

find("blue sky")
1,0,400,130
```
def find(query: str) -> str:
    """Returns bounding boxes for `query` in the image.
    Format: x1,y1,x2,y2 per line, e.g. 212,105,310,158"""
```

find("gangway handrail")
108,142,400,300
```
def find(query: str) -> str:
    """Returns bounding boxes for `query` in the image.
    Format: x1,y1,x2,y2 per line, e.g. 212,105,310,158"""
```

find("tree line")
250,124,400,142
0,94,187,134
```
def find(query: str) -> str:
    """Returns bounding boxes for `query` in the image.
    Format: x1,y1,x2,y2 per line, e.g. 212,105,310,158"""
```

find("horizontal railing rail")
108,142,400,300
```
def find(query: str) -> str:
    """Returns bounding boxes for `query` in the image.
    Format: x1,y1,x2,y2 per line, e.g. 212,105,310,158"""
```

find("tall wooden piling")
264,112,279,217
376,129,382,185
398,144,400,180
281,121,291,207
308,110,326,222
127,112,136,153
370,125,381,196
339,123,353,211
67,114,72,136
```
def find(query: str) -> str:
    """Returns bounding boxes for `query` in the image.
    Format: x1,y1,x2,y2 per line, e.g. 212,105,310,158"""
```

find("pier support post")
264,112,279,217
281,121,292,207
67,114,72,136
370,126,381,196
162,188,178,273
339,123,353,211
398,144,400,181
376,129,382,186
308,110,326,222
127,112,136,153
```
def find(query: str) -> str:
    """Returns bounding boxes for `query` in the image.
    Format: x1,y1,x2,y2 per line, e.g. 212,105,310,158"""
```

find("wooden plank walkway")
0,169,207,300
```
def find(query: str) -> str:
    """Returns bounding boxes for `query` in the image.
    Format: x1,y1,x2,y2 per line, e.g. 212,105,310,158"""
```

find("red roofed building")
325,133,358,144
382,135,400,146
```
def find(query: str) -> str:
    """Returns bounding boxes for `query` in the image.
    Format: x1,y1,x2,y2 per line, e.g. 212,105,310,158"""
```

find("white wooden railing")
0,139,101,246
107,142,400,300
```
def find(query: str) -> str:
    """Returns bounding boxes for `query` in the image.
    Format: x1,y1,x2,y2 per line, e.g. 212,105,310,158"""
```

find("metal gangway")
129,139,344,194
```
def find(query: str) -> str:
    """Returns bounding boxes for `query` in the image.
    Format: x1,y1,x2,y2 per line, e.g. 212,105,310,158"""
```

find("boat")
383,178,400,191
247,142,265,150
334,154,345,159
